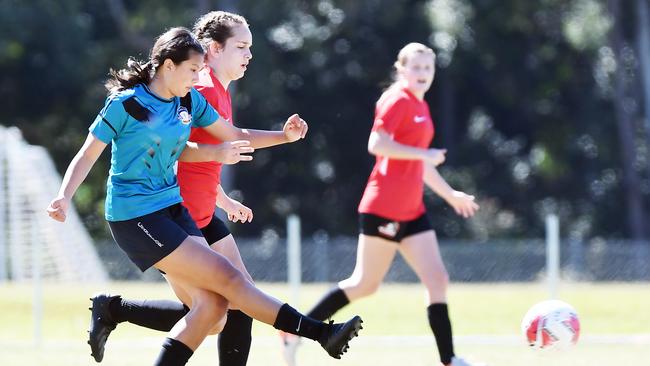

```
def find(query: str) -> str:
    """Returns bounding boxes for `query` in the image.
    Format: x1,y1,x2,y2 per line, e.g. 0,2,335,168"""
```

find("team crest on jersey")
177,106,192,125
378,221,400,238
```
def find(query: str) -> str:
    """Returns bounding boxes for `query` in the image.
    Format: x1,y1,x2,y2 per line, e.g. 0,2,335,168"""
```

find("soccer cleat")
279,331,301,366
88,293,120,363
318,316,363,359
449,356,488,366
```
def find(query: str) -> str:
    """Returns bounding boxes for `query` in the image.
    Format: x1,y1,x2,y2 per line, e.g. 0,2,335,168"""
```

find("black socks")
218,309,253,366
428,303,455,365
306,287,350,321
109,298,189,331
109,298,256,366
273,303,326,341
154,338,193,366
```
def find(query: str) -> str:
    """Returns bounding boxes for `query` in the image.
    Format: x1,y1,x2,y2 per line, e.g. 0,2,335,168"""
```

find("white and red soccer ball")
521,300,580,349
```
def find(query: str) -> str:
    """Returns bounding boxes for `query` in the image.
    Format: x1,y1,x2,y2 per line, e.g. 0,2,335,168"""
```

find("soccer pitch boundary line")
1,334,649,349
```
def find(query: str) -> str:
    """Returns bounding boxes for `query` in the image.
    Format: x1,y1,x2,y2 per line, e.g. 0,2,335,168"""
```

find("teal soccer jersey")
89,84,219,221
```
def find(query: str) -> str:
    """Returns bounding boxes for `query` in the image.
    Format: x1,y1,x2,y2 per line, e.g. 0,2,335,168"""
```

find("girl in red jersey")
282,43,482,366
85,12,361,366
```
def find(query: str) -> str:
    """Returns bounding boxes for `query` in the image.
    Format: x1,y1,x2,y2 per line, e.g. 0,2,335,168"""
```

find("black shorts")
200,214,232,245
359,213,433,243
108,203,203,272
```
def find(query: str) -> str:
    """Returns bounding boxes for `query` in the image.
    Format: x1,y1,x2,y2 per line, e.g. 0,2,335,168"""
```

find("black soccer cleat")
88,293,120,363
318,315,363,359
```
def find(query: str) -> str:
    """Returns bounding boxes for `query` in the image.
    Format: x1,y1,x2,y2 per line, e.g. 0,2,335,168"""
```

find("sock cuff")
332,287,351,304
228,309,253,323
107,295,124,323
163,337,194,356
273,303,292,329
427,303,448,313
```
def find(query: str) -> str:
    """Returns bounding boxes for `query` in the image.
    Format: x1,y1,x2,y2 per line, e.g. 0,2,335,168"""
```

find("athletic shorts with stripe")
108,203,203,272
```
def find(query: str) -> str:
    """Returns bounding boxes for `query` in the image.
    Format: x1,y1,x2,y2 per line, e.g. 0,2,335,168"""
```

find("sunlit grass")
1,282,648,365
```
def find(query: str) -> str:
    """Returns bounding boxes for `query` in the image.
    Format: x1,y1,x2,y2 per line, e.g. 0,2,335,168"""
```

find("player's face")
168,52,204,97
399,52,435,97
213,24,253,81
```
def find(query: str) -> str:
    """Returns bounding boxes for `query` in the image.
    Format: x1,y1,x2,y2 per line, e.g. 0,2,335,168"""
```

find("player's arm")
368,129,446,165
47,133,107,222
215,184,253,223
423,163,479,218
178,140,254,164
201,114,308,149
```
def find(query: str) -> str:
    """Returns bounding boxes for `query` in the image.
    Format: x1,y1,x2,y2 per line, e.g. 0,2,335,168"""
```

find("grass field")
1,282,649,365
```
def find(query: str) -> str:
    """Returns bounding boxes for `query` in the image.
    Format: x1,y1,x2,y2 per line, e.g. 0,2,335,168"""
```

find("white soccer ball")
521,300,580,349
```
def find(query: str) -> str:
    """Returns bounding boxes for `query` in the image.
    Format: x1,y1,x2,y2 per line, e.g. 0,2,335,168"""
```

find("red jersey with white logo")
177,67,233,228
358,85,435,221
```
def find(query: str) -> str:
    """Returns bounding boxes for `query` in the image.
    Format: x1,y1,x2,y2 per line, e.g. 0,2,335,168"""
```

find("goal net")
0,125,108,283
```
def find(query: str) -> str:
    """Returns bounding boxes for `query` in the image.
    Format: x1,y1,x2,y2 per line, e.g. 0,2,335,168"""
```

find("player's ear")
209,41,224,55
162,58,175,72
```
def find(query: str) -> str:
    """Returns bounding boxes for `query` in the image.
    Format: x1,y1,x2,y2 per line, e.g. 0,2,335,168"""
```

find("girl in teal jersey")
47,27,361,366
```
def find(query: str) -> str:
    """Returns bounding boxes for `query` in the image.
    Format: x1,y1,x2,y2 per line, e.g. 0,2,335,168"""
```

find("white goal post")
546,213,560,299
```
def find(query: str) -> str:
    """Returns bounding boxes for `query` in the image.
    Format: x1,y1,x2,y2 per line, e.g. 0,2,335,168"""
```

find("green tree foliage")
0,0,646,242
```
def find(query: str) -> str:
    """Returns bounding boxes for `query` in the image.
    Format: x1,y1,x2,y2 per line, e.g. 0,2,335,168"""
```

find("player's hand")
216,140,254,164
47,196,70,222
283,114,308,142
445,190,479,218
423,148,447,166
222,199,253,223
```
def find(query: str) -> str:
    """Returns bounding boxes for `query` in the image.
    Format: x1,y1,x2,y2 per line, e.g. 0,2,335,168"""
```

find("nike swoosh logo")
296,317,302,332
414,116,427,123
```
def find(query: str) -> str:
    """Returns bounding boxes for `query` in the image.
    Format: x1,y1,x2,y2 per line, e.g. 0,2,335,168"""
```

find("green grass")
1,282,649,365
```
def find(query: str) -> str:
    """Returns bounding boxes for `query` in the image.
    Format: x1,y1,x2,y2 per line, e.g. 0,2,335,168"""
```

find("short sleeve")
372,95,409,134
190,88,219,128
89,97,128,143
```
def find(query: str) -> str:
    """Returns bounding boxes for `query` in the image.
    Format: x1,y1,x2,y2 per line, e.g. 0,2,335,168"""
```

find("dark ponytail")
105,58,154,95
105,27,205,95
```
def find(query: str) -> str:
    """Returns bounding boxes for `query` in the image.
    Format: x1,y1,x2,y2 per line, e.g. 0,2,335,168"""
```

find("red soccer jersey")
177,67,233,228
358,85,435,221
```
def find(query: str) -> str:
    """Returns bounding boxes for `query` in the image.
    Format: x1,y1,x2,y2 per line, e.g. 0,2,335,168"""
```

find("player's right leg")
155,235,363,360
87,293,191,362
306,234,398,324
337,234,399,302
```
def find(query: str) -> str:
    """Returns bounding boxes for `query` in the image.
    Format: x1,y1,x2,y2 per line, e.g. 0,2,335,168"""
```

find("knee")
361,280,382,296
193,292,228,329
426,269,449,291
220,267,250,297
342,278,381,298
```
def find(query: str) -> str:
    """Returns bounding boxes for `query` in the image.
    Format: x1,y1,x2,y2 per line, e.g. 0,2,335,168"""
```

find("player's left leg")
399,228,485,366
399,229,453,365
210,234,254,366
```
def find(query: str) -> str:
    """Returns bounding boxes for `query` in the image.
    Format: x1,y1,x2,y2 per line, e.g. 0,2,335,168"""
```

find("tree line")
1,0,649,243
